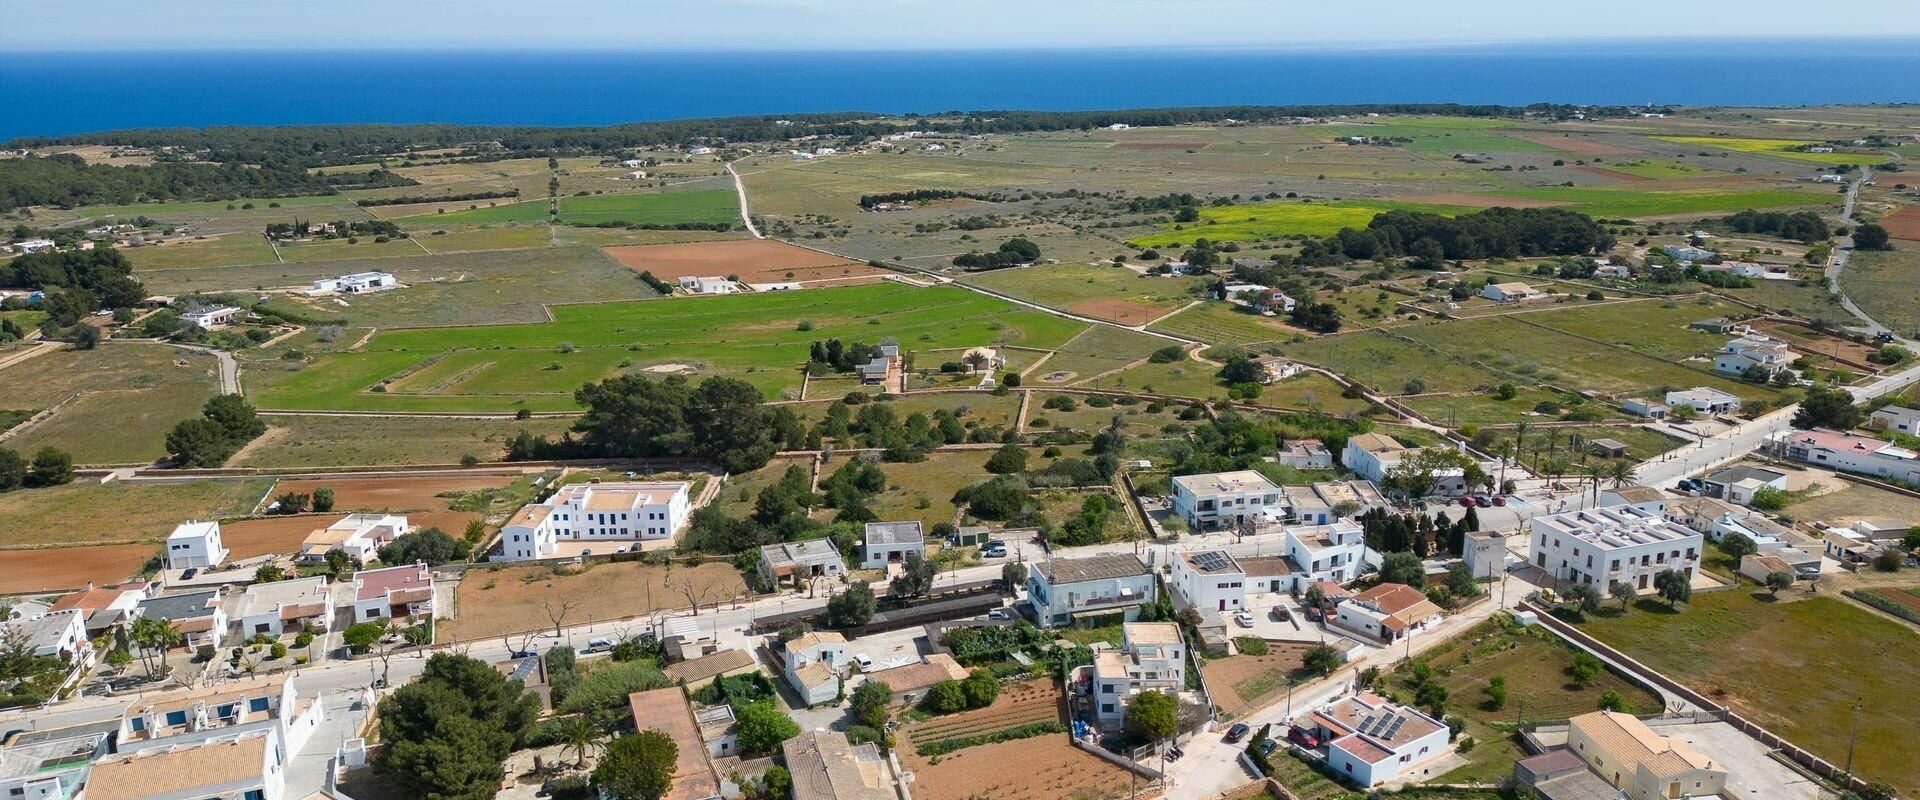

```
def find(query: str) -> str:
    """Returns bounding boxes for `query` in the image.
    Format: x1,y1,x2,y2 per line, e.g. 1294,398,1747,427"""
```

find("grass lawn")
849,449,996,532
1839,249,1920,337
1084,357,1227,401
1489,186,1834,218
1654,136,1891,166
1147,302,1310,347
962,263,1206,323
1129,199,1468,247
0,344,222,465
1406,617,1664,785
1037,325,1168,384
1579,592,1920,797
0,479,273,547
252,283,1088,412
394,189,738,227
229,414,578,468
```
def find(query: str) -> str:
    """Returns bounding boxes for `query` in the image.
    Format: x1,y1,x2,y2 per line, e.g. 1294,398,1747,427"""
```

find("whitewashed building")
499,481,692,561
165,521,229,570
1028,554,1155,628
1089,622,1185,728
349,563,436,623
1170,470,1281,532
309,271,396,295
1307,694,1453,788
1529,506,1704,592
1170,550,1246,614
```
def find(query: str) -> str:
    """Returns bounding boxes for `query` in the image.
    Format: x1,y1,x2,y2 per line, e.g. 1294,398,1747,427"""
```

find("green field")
1129,199,1468,247
1314,118,1557,154
1655,136,1890,166
1285,329,1493,395
1398,316,1774,401
1035,325,1169,384
394,189,739,227
961,263,1205,322
0,344,222,465
1518,297,1751,361
250,283,1089,412
1592,159,1721,180
1839,249,1920,337
123,235,280,271
1579,592,1920,797
1147,301,1308,346
1404,387,1625,427
230,414,578,468
69,194,349,218
1489,186,1833,218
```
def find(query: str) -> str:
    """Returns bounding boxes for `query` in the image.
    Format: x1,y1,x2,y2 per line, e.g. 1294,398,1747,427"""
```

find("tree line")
355,189,519,207
0,154,413,212
0,248,147,310
1313,207,1616,264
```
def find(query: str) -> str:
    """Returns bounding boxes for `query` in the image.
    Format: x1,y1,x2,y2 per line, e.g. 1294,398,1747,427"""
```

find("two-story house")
1170,550,1246,614
782,631,849,706
231,576,334,639
1089,622,1185,728
349,563,436,624
498,482,692,561
1170,471,1281,532
1028,554,1156,628
1529,506,1703,593
164,521,228,571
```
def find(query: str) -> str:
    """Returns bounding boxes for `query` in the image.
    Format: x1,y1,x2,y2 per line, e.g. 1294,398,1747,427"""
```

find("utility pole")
1844,701,1863,782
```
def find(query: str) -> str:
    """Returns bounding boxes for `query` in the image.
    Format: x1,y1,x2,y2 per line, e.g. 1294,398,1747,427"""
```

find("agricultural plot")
1147,302,1309,347
1580,592,1920,797
393,189,739,227
0,479,272,550
1490,186,1833,218
1285,330,1491,395
962,263,1206,324
1199,641,1314,715
900,680,1129,800
274,236,426,264
1256,372,1375,416
1398,316,1776,402
1477,425,1684,467
1654,136,1890,166
440,560,747,642
229,414,578,468
1033,398,1195,440
1129,199,1468,247
413,225,552,253
1313,117,1559,154
1518,297,1750,361
0,543,162,596
1585,159,1721,180
252,283,1087,412
855,449,996,532
1404,387,1624,427
1722,278,1848,323
122,235,279,270
1839,249,1920,337
600,239,882,286
0,344,221,465
709,455,818,519
1038,325,1169,385
785,390,1022,433
1784,479,1920,525
902,679,1062,751
1085,357,1228,401
69,194,349,219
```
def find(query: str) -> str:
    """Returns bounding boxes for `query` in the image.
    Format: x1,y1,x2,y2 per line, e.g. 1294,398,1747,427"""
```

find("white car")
853,653,874,672
1232,611,1254,628
986,609,1011,621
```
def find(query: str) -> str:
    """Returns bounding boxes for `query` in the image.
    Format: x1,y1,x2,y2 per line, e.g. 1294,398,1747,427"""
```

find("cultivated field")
439,560,748,641
0,543,163,595
600,239,883,285
1879,205,1920,242
902,678,1061,750
267,474,516,512
1839,249,1920,337
1129,199,1467,247
251,283,1089,412
393,189,739,227
0,344,222,465
1200,641,1314,716
962,263,1205,323
230,415,577,468
1147,302,1308,347
1654,136,1890,166
1580,592,1920,797
900,680,1130,800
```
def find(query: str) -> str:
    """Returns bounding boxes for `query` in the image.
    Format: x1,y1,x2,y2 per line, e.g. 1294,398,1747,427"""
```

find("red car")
1458,497,1475,507
1287,726,1320,748
1492,495,1508,507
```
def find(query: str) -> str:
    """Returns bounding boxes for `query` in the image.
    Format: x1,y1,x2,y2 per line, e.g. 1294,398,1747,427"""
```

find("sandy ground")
0,543,155,595
270,475,512,512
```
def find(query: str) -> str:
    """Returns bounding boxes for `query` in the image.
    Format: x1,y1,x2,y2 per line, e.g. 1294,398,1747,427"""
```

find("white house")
1566,711,1725,800
782,631,848,706
621,170,650,180
687,146,715,155
1713,334,1793,380
309,271,396,295
1622,398,1669,420
1665,387,1741,415
1170,470,1281,532
1278,439,1333,470
1170,550,1246,614
1481,282,1543,303
298,513,409,564
1597,485,1668,516
180,306,244,329
1869,405,1920,434
85,729,286,800
1280,520,1369,590
232,576,333,639
1700,464,1788,506
349,563,436,623
1028,554,1156,628
861,521,925,569
1253,355,1302,384
1776,428,1920,483
1331,583,1442,644
11,239,55,254
134,590,227,649
1529,506,1704,593
499,481,692,561
1,609,90,664
1307,694,1453,788
1257,288,1297,314
1088,622,1184,728
677,276,736,295
1702,261,1768,279
165,520,229,570
757,540,845,590
118,673,319,756
49,580,151,634
1340,433,1408,484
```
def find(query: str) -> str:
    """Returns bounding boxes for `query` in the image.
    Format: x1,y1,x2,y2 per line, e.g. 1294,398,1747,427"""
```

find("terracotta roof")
793,661,837,689
867,653,967,693
84,733,270,800
784,730,894,800
1570,710,1716,780
1352,583,1429,615
663,649,756,683
1346,433,1406,454
1330,732,1396,764
628,687,722,800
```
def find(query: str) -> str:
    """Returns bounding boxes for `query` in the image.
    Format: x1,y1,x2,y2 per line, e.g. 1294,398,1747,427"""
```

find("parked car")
986,609,1011,621
584,637,615,653
1471,494,1492,507
1271,606,1291,622
853,653,874,672
1492,495,1508,507
1232,610,1254,627
1254,738,1279,756
1287,726,1320,748
1224,723,1251,743
180,568,198,580
1458,496,1475,507
981,547,1006,559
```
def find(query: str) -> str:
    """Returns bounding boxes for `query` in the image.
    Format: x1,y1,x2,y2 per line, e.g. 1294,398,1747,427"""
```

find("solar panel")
1383,716,1407,740
1191,551,1234,573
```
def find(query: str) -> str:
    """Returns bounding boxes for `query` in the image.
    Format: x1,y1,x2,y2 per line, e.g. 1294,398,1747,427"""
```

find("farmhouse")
863,654,967,707
1256,288,1297,314
309,271,396,295
1775,428,1920,483
1170,549,1246,614
783,730,897,800
622,170,650,180
1665,387,1741,415
782,631,848,706
1253,355,1302,383
1712,334,1793,380
856,344,902,386
1702,260,1768,279
499,481,692,561
860,521,925,569
1661,245,1715,262
134,590,226,650
1278,438,1333,470
1171,470,1281,531
627,687,725,800
1087,621,1185,728
1565,710,1725,800
1306,693,1453,788
180,306,243,329
757,540,845,590
1700,464,1787,506
1481,282,1544,303
349,563,436,623
1529,505,1703,592
298,513,410,564
1869,404,1920,434
164,521,228,571
1330,583,1441,644
1027,553,1156,628
678,276,737,294
11,239,55,254
231,575,334,639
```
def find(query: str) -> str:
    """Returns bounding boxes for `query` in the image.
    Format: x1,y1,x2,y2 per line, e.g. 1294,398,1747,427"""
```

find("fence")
1519,600,1886,797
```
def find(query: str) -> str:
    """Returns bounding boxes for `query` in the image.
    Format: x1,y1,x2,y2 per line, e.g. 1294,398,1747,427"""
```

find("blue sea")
4,43,1920,139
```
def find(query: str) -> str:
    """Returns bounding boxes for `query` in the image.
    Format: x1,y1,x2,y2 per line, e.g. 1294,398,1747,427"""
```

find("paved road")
1823,168,1896,337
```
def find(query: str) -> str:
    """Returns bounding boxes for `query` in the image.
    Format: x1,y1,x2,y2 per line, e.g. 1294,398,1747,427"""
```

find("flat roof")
1179,549,1243,575
1124,622,1182,646
1038,553,1148,585
1171,470,1278,495
1534,506,1700,551
863,521,924,546
136,590,222,621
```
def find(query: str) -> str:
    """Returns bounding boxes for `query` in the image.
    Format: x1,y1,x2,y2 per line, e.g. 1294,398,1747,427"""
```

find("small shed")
1589,438,1630,459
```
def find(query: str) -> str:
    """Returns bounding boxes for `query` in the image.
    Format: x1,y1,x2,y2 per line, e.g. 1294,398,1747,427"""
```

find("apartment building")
1170,470,1281,531
1028,553,1156,628
1089,622,1185,728
119,673,323,757
1529,506,1704,592
500,481,692,561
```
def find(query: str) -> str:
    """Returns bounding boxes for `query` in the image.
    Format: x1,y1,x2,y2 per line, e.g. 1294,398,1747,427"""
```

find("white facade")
298,513,409,564
180,306,244,329
1778,428,1920,484
1341,433,1407,484
1170,550,1245,613
677,275,736,294
1530,506,1704,592
861,521,925,568
350,563,436,623
1278,439,1333,470
309,271,396,295
88,729,286,800
1665,387,1741,414
1308,694,1452,788
1028,554,1155,628
758,540,845,589
1281,520,1368,590
1090,622,1184,728
166,521,229,570
2,609,89,661
1170,470,1281,531
783,631,848,706
12,239,55,254
234,576,334,638
1713,334,1792,379
500,481,692,561
1870,405,1920,434
1482,282,1542,303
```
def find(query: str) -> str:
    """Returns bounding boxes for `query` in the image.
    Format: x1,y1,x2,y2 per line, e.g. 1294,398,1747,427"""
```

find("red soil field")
1879,205,1920,242
602,239,886,285
0,544,154,595
270,475,512,512
1068,298,1166,324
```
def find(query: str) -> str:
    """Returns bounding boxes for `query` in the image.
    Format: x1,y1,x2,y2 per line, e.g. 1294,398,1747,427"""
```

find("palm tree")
129,618,182,677
1510,421,1532,467
1604,459,1635,490
558,714,599,768
1584,463,1608,506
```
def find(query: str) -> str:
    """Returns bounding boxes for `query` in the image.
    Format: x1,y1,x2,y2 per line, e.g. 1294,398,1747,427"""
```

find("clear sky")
6,0,1918,51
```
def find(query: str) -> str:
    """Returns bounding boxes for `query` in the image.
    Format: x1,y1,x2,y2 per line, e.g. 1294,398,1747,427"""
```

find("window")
250,697,271,713
1102,685,1114,694
218,703,238,719
366,608,381,618
130,717,144,731
164,710,187,726
1102,703,1115,714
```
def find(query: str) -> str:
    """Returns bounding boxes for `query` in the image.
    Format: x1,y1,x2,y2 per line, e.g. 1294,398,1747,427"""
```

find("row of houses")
1169,470,1387,531
499,481,693,561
